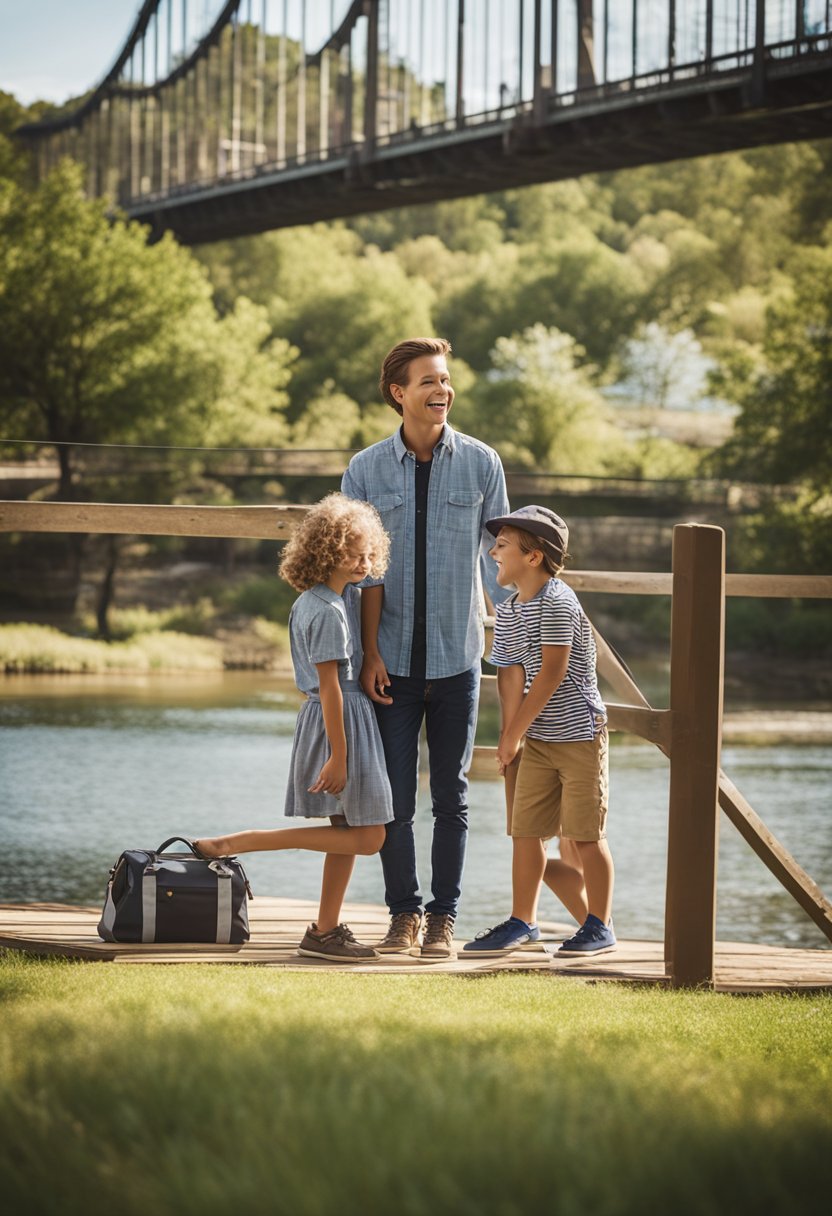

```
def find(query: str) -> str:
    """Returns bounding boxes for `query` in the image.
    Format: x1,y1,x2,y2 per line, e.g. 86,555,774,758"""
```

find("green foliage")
349,194,509,253
710,246,832,495
78,599,219,640
0,623,223,673
1,958,830,1216
292,385,363,448
217,572,298,624
727,493,832,576
725,599,832,659
455,325,631,473
276,247,435,413
0,161,292,492
0,91,29,184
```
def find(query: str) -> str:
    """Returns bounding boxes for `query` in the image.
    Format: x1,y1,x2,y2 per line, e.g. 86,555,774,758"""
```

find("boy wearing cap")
463,505,617,958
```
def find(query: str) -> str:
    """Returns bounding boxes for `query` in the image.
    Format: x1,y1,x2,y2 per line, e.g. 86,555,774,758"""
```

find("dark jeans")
373,665,480,918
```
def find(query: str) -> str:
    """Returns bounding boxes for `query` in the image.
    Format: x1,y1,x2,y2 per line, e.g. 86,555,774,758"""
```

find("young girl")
195,493,394,962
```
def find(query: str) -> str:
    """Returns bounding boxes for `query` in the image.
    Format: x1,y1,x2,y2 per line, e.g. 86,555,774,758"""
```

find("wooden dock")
1,898,830,993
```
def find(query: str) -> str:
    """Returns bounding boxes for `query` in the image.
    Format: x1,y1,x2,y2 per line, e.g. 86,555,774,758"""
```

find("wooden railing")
2,498,831,987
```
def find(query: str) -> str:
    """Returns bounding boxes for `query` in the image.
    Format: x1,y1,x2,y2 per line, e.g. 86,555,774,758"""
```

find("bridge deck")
1,898,830,993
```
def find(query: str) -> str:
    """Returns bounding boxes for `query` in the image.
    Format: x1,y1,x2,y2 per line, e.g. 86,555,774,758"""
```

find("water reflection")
0,674,829,949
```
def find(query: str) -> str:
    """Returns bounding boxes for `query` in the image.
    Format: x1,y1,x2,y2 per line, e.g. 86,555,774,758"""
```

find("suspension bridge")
15,1,832,244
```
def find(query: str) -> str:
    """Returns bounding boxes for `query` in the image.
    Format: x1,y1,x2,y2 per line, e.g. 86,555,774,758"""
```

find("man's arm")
479,452,511,606
496,645,571,768
359,585,392,704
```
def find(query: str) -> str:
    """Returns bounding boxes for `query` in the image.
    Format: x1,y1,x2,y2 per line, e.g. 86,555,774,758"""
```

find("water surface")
1,674,829,949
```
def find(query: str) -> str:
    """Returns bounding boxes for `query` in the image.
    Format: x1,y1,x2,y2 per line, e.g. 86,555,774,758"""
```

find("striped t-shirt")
490,579,607,742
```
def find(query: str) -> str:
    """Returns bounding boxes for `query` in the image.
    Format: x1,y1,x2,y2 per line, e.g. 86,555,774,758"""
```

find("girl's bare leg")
195,823,385,859
511,836,547,926
542,837,589,925
317,853,357,933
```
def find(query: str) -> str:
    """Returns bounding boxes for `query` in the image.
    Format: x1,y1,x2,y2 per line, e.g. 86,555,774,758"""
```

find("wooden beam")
606,703,672,751
719,772,832,945
0,500,306,540
4,504,829,603
593,628,652,709
564,571,832,599
723,573,832,599
665,523,725,988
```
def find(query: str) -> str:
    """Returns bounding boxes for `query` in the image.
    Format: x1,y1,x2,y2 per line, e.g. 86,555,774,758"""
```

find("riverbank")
2,632,830,745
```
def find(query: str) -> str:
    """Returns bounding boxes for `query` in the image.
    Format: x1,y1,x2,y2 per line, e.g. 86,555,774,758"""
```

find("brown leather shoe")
297,923,380,962
375,911,423,953
420,912,456,960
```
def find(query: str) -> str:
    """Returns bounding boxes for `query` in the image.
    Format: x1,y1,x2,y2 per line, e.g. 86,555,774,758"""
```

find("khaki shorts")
510,730,608,842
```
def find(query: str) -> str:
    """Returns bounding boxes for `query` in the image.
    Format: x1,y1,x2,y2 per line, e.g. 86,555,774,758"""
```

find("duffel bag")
98,836,252,944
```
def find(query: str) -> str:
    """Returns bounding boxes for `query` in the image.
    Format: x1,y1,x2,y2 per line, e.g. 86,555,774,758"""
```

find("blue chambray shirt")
341,424,511,679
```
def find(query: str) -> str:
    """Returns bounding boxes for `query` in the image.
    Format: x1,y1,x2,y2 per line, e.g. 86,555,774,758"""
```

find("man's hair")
379,337,452,414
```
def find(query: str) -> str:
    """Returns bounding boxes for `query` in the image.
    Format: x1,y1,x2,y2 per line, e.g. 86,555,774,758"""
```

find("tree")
0,159,294,625
454,325,628,474
609,322,722,412
0,91,30,185
710,246,832,496
0,160,292,494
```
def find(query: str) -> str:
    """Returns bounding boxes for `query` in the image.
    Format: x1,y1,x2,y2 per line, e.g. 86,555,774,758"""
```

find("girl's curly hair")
278,493,390,592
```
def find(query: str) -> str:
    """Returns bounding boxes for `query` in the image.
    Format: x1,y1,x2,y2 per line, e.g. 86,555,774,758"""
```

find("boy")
463,505,617,957
341,337,510,959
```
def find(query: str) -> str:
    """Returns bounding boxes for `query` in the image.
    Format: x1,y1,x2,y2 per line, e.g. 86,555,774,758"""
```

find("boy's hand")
496,732,522,770
361,652,393,704
309,754,347,796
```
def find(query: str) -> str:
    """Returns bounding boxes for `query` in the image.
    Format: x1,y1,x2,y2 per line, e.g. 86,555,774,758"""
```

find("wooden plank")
718,772,832,945
565,571,673,596
0,500,307,540
493,572,832,599
606,703,672,750
724,573,832,599
2,901,830,990
2,499,829,601
472,705,671,759
665,523,725,988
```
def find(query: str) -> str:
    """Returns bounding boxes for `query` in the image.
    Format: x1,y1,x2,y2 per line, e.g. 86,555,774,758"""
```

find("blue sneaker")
557,914,617,956
462,917,541,957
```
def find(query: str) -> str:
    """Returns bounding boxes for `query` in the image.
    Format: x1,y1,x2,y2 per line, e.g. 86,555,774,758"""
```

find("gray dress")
284,583,394,827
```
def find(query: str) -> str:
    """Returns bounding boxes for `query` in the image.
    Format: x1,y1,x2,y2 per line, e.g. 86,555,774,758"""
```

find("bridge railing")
16,1,832,210
2,495,830,986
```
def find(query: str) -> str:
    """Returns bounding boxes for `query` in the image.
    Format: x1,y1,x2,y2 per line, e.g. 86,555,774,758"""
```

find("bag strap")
155,836,202,856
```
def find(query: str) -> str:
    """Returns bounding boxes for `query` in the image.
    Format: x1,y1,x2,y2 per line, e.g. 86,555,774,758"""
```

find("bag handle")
155,836,203,857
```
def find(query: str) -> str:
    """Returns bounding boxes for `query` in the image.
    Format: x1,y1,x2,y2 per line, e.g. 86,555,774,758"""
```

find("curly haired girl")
196,494,394,962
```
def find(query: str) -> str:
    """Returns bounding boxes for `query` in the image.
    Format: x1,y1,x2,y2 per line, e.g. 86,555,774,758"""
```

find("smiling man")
342,337,510,959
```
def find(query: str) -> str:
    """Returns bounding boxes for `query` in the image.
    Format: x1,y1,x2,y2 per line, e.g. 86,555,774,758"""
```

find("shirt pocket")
446,489,483,533
371,493,405,539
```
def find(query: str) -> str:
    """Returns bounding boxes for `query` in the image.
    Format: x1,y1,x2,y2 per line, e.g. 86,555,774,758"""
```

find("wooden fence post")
665,523,725,987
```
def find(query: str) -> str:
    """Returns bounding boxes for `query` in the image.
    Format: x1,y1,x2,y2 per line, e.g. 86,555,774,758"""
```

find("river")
1,673,829,950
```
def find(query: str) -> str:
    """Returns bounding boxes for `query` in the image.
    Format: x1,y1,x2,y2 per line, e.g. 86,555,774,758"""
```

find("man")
342,337,509,958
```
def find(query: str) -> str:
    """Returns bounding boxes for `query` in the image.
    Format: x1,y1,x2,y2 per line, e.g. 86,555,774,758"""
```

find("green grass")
0,623,224,673
1,954,830,1216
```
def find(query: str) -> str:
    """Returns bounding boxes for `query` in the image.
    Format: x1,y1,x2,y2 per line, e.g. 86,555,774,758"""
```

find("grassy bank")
1,954,830,1216
0,622,225,673
0,617,288,674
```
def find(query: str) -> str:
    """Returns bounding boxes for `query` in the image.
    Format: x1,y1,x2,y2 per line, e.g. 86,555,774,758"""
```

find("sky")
0,1,141,106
